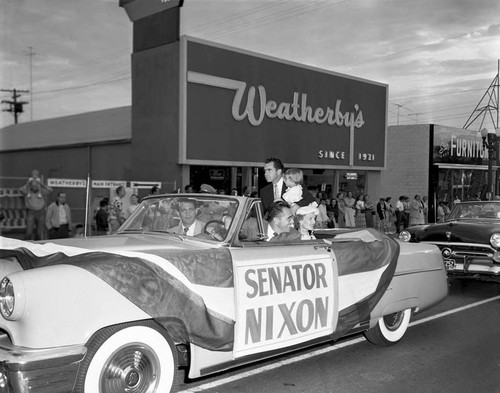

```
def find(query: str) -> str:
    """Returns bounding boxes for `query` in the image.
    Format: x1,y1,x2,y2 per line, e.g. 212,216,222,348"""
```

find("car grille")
424,242,492,256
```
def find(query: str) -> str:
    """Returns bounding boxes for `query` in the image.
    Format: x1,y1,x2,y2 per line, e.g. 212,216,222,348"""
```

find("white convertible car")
0,194,447,393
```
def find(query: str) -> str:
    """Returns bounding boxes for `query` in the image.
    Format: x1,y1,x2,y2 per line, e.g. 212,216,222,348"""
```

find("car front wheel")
74,321,180,393
364,308,412,346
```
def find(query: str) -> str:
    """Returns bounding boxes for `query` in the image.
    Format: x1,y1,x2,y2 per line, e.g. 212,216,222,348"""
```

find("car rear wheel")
74,321,180,393
364,308,412,346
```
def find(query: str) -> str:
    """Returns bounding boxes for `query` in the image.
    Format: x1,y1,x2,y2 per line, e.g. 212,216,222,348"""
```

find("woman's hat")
296,203,319,216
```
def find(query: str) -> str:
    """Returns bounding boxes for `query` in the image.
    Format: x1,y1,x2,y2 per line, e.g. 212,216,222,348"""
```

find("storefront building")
379,124,495,223
1,1,388,232
2,2,495,233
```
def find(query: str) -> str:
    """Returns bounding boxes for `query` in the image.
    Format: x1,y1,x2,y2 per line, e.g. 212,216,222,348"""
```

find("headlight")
399,230,411,242
490,233,500,248
0,277,15,318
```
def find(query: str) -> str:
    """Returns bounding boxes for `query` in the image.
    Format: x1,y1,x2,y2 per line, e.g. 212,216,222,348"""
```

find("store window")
339,170,366,198
436,168,486,205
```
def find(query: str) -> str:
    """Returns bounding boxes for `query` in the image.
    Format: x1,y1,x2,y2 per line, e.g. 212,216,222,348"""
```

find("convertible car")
399,200,500,281
0,194,447,393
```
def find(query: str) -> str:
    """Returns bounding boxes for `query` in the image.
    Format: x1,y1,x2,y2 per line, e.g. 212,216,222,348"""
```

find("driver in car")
169,198,204,236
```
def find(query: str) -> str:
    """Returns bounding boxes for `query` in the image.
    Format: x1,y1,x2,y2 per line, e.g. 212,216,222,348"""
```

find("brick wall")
372,124,431,205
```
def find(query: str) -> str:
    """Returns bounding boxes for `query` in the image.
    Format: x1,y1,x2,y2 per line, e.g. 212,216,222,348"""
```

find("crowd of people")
10,164,436,240
258,157,430,239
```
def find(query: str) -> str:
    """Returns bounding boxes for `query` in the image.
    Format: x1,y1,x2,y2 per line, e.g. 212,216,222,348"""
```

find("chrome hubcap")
383,311,404,331
100,345,160,393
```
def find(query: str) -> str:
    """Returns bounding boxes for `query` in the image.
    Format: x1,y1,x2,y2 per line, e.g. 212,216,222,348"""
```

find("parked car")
0,194,447,393
399,200,500,281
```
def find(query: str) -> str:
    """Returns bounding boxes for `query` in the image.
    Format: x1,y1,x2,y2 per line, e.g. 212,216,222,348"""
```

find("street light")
480,127,500,198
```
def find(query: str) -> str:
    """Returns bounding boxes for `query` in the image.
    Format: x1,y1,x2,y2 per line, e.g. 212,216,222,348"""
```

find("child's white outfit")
282,185,303,206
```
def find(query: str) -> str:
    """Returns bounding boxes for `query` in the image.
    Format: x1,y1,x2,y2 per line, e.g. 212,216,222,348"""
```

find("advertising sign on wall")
432,125,490,166
180,36,388,169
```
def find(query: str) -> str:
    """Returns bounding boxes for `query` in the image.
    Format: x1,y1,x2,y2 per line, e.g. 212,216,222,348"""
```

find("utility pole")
25,46,36,121
1,88,29,124
408,113,420,124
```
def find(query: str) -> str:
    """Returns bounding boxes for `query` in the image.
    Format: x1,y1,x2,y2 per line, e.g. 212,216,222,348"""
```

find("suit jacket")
269,228,301,242
262,221,301,242
261,181,286,214
295,188,316,207
169,219,204,236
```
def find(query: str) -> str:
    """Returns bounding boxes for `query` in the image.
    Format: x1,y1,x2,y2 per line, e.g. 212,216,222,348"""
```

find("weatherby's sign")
180,36,387,169
187,72,366,132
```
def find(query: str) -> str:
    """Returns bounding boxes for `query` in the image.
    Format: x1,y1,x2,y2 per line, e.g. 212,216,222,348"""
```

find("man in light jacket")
45,192,72,239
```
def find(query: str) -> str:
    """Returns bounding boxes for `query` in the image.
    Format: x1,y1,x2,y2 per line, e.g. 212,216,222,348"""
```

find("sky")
1,0,499,131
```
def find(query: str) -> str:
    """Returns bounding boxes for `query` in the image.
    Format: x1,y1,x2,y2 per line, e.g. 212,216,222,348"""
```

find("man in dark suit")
260,157,286,215
264,201,300,242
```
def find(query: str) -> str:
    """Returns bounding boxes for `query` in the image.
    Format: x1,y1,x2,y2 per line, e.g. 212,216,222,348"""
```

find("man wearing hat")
169,198,204,236
199,184,216,194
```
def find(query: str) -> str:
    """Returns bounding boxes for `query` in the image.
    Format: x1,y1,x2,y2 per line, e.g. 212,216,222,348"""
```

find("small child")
282,169,305,212
73,223,84,237
27,169,43,198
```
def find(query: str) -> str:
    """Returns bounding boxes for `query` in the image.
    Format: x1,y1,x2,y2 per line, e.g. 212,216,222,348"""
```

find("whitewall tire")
74,321,180,393
364,308,412,346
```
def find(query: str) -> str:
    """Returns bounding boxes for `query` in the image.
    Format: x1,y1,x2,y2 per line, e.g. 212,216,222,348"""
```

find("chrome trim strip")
0,335,86,368
421,241,495,252
448,263,500,275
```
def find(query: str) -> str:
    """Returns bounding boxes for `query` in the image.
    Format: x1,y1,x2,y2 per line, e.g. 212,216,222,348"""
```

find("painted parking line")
178,295,500,393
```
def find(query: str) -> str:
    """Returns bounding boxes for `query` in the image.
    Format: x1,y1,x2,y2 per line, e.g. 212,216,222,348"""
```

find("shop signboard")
48,178,87,188
92,180,127,189
180,36,387,169
432,125,490,166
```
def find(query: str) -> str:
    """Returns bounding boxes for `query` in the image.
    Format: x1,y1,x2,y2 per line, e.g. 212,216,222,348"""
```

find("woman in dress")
363,194,375,228
355,194,366,228
336,192,345,227
343,191,356,228
327,198,338,228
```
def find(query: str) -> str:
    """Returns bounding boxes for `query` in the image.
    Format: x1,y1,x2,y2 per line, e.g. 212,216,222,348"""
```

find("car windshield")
448,202,500,220
120,195,239,242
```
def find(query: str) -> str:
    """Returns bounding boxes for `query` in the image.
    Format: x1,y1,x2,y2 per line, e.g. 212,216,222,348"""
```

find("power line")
389,87,487,102
33,75,129,95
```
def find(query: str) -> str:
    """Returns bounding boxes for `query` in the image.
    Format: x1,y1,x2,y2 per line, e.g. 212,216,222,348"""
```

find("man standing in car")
260,157,285,215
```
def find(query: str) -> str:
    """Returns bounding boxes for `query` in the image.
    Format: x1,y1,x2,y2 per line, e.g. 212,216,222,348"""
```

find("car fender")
369,241,447,325
3,264,151,348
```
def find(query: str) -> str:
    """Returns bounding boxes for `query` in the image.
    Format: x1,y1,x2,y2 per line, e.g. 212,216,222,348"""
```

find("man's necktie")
183,227,189,235
274,184,279,199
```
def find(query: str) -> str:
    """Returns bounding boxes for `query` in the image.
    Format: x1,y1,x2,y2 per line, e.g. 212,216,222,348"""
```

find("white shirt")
182,223,196,236
282,185,303,205
266,224,276,241
58,204,68,224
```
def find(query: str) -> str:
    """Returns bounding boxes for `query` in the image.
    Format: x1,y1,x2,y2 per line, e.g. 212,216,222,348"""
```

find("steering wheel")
203,219,227,241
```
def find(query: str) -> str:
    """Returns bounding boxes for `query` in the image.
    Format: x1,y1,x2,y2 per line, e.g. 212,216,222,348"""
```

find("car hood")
409,220,500,244
38,232,211,253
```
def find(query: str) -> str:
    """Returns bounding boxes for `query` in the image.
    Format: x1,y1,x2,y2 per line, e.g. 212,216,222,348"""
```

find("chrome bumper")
0,334,86,393
422,241,500,278
446,261,500,276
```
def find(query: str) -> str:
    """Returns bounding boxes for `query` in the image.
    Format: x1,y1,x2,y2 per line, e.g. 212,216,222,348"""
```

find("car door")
230,240,339,359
